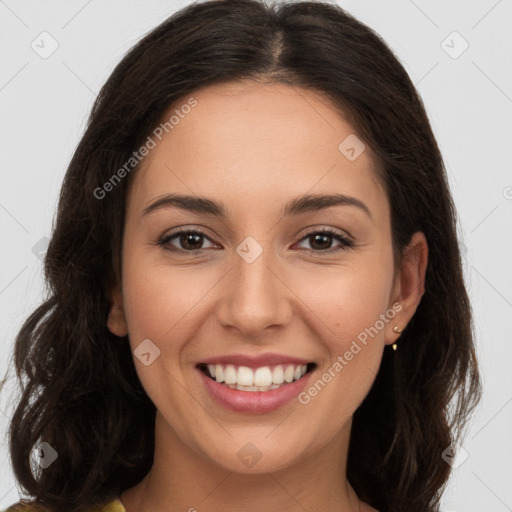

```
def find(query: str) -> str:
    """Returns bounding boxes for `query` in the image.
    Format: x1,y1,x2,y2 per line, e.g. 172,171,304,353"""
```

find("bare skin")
107,80,428,512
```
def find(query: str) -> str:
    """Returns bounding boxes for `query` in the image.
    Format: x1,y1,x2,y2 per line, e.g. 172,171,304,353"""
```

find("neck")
121,412,363,512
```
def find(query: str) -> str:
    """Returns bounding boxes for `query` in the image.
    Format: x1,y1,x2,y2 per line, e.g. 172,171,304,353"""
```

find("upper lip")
198,353,313,368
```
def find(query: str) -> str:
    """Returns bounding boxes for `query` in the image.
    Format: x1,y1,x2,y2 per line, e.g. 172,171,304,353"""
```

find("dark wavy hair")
1,1,482,511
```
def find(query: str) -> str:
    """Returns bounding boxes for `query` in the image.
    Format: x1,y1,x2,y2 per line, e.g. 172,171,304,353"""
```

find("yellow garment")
2,496,126,512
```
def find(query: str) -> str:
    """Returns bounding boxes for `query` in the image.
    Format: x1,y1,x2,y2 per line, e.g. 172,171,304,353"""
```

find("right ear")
107,286,128,337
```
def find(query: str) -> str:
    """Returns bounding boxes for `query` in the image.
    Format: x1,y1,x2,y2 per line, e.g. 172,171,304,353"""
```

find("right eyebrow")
142,194,227,219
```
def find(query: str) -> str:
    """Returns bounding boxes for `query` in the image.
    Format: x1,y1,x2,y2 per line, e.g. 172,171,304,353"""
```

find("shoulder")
2,497,125,512
2,502,49,512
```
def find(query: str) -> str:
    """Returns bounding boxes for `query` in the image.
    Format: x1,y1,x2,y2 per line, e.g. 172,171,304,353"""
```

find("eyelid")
295,224,354,243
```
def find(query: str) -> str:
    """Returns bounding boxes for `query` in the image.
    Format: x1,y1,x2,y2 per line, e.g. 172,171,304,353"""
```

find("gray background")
1,1,511,510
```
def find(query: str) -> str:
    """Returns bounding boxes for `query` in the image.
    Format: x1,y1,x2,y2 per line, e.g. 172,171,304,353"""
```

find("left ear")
107,285,129,338
385,231,428,345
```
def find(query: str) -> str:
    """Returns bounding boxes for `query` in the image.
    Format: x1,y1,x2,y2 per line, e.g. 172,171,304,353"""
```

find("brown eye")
158,229,216,252
296,228,354,253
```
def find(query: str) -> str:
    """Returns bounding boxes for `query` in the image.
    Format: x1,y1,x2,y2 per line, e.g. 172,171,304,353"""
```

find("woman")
1,0,482,511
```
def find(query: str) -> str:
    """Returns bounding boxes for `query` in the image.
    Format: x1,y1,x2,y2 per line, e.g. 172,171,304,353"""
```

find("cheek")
303,261,393,342
297,260,393,400
120,257,202,406
122,252,211,343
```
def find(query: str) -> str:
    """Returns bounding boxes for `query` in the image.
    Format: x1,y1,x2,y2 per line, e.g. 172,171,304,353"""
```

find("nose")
215,243,293,340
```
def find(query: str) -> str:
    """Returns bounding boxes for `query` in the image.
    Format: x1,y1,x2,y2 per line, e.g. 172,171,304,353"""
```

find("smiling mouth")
197,362,317,392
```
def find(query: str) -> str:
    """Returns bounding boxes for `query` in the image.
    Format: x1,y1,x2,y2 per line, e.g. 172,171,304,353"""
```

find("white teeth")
224,364,237,384
254,367,273,387
215,364,224,383
225,382,285,391
284,365,295,383
205,362,310,388
237,366,254,386
272,365,284,384
237,384,258,391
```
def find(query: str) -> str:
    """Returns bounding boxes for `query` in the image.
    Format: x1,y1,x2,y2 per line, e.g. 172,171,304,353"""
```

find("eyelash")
156,227,355,255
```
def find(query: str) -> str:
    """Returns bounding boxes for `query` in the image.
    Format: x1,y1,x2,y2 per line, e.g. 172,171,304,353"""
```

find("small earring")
392,325,404,351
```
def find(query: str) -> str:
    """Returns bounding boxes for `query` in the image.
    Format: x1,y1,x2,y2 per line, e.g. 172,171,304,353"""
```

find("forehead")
128,81,388,222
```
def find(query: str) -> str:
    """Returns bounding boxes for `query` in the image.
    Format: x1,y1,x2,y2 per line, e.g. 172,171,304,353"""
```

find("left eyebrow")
141,192,373,221
282,193,372,221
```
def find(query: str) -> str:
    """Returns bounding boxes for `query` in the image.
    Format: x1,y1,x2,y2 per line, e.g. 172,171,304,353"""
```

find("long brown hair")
1,1,482,511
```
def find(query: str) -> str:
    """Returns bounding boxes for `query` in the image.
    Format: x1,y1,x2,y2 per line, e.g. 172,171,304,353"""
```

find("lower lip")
197,367,313,414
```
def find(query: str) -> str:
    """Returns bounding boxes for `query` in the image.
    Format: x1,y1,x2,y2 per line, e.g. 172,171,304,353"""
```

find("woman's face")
108,80,426,473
